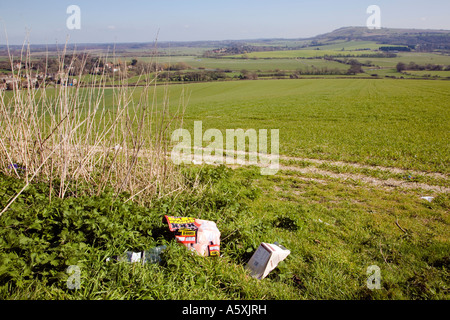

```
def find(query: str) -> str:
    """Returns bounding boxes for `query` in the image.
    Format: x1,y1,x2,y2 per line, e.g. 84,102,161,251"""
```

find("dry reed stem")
0,39,189,216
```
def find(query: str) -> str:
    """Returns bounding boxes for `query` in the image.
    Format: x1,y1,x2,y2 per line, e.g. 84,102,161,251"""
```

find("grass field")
1,159,448,299
355,52,450,68
7,79,450,173
134,79,449,174
0,53,449,300
307,40,401,51
123,45,450,81
13,78,447,173
225,49,384,59
404,70,450,78
126,56,350,73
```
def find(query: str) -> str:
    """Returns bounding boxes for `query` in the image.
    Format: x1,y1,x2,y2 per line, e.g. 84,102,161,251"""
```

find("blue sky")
0,0,449,44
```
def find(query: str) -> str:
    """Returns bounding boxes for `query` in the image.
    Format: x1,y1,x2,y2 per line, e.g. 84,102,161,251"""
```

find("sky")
0,0,449,45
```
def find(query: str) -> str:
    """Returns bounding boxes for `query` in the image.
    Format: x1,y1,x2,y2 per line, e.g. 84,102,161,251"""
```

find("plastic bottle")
106,245,167,264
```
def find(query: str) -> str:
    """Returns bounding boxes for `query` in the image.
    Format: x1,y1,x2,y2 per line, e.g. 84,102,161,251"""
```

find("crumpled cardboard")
246,242,290,279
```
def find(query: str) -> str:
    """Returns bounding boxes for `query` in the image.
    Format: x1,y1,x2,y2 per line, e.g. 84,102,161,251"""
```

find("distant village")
0,68,79,91
0,55,163,91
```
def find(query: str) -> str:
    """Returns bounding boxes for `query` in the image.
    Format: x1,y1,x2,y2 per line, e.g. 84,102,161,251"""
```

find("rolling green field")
126,56,350,72
7,78,448,175
404,70,450,78
307,40,400,51
1,48,449,300
121,43,450,80
225,49,383,59
355,52,450,68
111,78,448,174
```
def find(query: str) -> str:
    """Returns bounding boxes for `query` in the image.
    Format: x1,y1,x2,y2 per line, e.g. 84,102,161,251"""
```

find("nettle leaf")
0,255,12,266
59,228,70,241
49,259,59,267
4,218,20,227
29,220,43,231
30,252,37,263
65,256,79,266
18,235,33,246
40,208,49,218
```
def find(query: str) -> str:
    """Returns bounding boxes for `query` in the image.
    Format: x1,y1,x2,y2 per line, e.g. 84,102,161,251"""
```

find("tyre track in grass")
277,163,449,193
188,147,449,193
72,144,449,193
279,155,448,181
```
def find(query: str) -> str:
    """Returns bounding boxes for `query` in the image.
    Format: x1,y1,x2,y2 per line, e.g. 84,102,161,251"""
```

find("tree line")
379,46,411,52
396,62,450,72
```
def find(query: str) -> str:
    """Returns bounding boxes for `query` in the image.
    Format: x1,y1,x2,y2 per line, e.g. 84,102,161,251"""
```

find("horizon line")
1,25,450,48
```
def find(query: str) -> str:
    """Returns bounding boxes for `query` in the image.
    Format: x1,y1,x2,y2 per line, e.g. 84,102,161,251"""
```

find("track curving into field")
187,147,450,193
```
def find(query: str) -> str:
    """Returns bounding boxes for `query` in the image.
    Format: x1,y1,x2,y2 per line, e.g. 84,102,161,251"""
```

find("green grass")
364,68,407,78
154,79,449,174
1,163,448,300
132,56,350,72
252,169,449,299
356,52,450,68
280,158,449,188
0,167,306,300
3,78,449,173
404,70,450,78
310,40,400,51
1,75,449,300
225,49,385,59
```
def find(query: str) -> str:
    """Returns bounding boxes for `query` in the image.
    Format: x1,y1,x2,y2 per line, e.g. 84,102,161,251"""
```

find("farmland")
117,49,450,77
224,49,386,59
140,56,351,73
0,33,449,301
95,79,448,174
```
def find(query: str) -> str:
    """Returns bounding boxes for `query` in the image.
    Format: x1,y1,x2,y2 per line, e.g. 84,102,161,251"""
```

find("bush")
396,62,406,72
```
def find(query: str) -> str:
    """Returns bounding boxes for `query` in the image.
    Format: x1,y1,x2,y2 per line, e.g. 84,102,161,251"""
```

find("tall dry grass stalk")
0,40,188,215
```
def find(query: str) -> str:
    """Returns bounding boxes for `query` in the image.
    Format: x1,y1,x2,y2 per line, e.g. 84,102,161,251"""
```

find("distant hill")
1,26,449,55
311,26,450,51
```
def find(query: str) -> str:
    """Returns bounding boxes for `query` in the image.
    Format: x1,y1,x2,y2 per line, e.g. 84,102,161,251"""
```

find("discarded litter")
245,242,290,279
144,245,168,263
164,215,221,257
421,196,434,202
106,245,167,264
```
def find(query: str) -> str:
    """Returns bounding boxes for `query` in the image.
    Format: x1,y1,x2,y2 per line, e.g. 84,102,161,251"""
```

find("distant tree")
239,69,258,80
168,62,190,71
396,62,406,72
407,62,421,70
379,46,411,52
426,63,442,71
347,61,363,74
